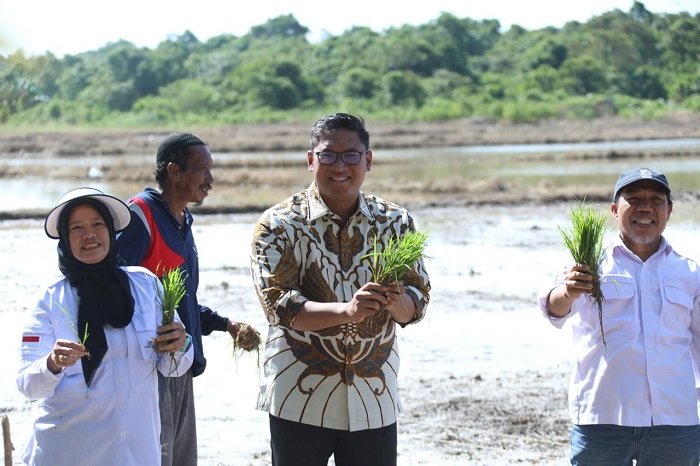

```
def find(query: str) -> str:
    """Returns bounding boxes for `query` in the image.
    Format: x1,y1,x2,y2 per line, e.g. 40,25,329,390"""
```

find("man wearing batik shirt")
250,113,430,466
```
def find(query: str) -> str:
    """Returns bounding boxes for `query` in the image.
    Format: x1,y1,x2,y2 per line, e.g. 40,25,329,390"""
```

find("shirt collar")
144,187,193,226
611,234,672,259
306,182,374,222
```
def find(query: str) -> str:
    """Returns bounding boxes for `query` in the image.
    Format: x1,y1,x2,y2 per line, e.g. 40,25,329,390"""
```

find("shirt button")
120,403,126,410
119,377,126,383
119,431,126,438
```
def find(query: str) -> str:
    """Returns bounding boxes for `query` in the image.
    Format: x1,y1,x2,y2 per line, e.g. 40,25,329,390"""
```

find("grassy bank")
1,114,700,220
2,113,700,157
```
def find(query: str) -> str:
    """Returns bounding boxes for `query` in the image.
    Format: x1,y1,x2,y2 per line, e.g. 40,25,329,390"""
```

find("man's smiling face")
612,179,672,252
306,128,372,218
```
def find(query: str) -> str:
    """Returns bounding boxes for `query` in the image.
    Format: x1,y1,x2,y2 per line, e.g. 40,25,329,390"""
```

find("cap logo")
639,168,652,179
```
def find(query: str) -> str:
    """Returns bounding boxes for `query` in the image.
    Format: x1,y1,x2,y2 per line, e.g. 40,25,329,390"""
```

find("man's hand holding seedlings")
154,321,187,353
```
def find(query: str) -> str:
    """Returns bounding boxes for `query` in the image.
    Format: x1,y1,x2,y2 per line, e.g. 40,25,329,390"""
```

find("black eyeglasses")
314,151,364,165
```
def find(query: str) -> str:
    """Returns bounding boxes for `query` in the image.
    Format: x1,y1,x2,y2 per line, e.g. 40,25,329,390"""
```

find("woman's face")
67,204,110,264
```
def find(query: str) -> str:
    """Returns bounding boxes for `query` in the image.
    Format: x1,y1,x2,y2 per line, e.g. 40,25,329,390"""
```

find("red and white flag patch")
22,334,41,348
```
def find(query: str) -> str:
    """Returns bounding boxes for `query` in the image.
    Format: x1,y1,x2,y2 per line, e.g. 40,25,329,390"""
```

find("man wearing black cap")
117,132,240,466
538,167,700,465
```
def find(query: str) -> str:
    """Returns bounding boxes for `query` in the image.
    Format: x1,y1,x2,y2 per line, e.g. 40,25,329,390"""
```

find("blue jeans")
571,424,700,466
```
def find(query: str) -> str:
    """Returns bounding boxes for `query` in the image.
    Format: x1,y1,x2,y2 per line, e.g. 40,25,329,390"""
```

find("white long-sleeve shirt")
539,236,700,427
17,266,193,466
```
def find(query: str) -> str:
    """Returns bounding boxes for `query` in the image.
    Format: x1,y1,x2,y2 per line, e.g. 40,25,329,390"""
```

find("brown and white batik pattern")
251,182,430,431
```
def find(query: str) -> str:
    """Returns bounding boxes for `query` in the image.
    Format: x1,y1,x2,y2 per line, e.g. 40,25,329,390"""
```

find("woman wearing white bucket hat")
17,187,194,466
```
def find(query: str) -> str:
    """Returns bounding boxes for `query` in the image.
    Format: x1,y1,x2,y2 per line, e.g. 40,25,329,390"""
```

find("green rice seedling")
79,322,89,347
363,230,429,286
159,266,187,326
56,300,91,358
557,200,608,345
154,266,187,362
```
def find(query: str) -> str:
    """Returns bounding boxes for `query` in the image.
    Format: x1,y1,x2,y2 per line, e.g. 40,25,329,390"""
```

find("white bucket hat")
44,187,131,239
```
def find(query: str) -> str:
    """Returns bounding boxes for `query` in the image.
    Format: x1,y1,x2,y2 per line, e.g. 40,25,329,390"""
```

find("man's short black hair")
154,132,207,186
310,113,370,150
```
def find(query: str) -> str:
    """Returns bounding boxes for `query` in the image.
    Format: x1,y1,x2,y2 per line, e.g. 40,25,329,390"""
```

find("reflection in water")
375,138,700,199
3,138,700,213
427,138,700,156
0,178,141,213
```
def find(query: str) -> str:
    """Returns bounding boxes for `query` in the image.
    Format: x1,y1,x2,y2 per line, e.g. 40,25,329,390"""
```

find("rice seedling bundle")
160,266,187,326
156,266,187,355
57,301,91,358
233,323,262,353
557,201,608,345
364,230,429,286
232,322,262,368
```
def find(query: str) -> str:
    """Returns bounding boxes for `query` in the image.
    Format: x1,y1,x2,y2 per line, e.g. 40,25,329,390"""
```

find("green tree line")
1,1,699,127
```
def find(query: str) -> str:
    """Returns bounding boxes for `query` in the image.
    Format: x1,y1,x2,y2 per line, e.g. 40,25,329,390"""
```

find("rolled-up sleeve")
251,212,308,329
537,273,571,328
401,241,430,325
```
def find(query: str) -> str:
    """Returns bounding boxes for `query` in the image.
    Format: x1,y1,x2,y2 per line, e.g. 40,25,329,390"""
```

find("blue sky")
1,0,698,57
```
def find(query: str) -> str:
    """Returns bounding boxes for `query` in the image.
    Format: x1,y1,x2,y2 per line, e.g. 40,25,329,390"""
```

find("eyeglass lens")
316,151,363,165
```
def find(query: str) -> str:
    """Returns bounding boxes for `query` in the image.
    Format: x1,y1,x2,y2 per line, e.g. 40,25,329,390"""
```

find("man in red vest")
118,132,240,466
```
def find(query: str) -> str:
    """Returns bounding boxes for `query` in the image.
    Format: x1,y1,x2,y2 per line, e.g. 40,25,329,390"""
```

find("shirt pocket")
129,308,159,392
131,307,158,358
660,279,694,342
52,362,88,401
596,275,636,339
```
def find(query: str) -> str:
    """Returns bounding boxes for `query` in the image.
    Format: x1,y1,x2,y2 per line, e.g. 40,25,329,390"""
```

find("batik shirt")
251,182,430,431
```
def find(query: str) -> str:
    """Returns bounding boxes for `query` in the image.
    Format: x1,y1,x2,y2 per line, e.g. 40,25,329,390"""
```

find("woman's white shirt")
17,266,193,466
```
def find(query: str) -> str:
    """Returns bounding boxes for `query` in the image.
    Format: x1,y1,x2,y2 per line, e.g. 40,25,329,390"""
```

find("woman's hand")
48,339,87,374
154,321,187,353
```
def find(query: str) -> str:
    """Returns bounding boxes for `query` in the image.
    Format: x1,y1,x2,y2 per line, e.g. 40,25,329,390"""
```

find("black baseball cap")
613,167,671,201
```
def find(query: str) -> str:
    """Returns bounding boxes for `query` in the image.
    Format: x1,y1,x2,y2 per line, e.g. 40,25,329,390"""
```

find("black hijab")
57,198,134,387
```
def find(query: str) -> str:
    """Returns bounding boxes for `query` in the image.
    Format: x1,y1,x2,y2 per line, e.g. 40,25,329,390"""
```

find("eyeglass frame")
313,150,366,166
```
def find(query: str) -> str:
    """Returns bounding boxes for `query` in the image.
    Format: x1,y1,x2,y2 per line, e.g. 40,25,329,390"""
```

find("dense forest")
1,1,699,127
